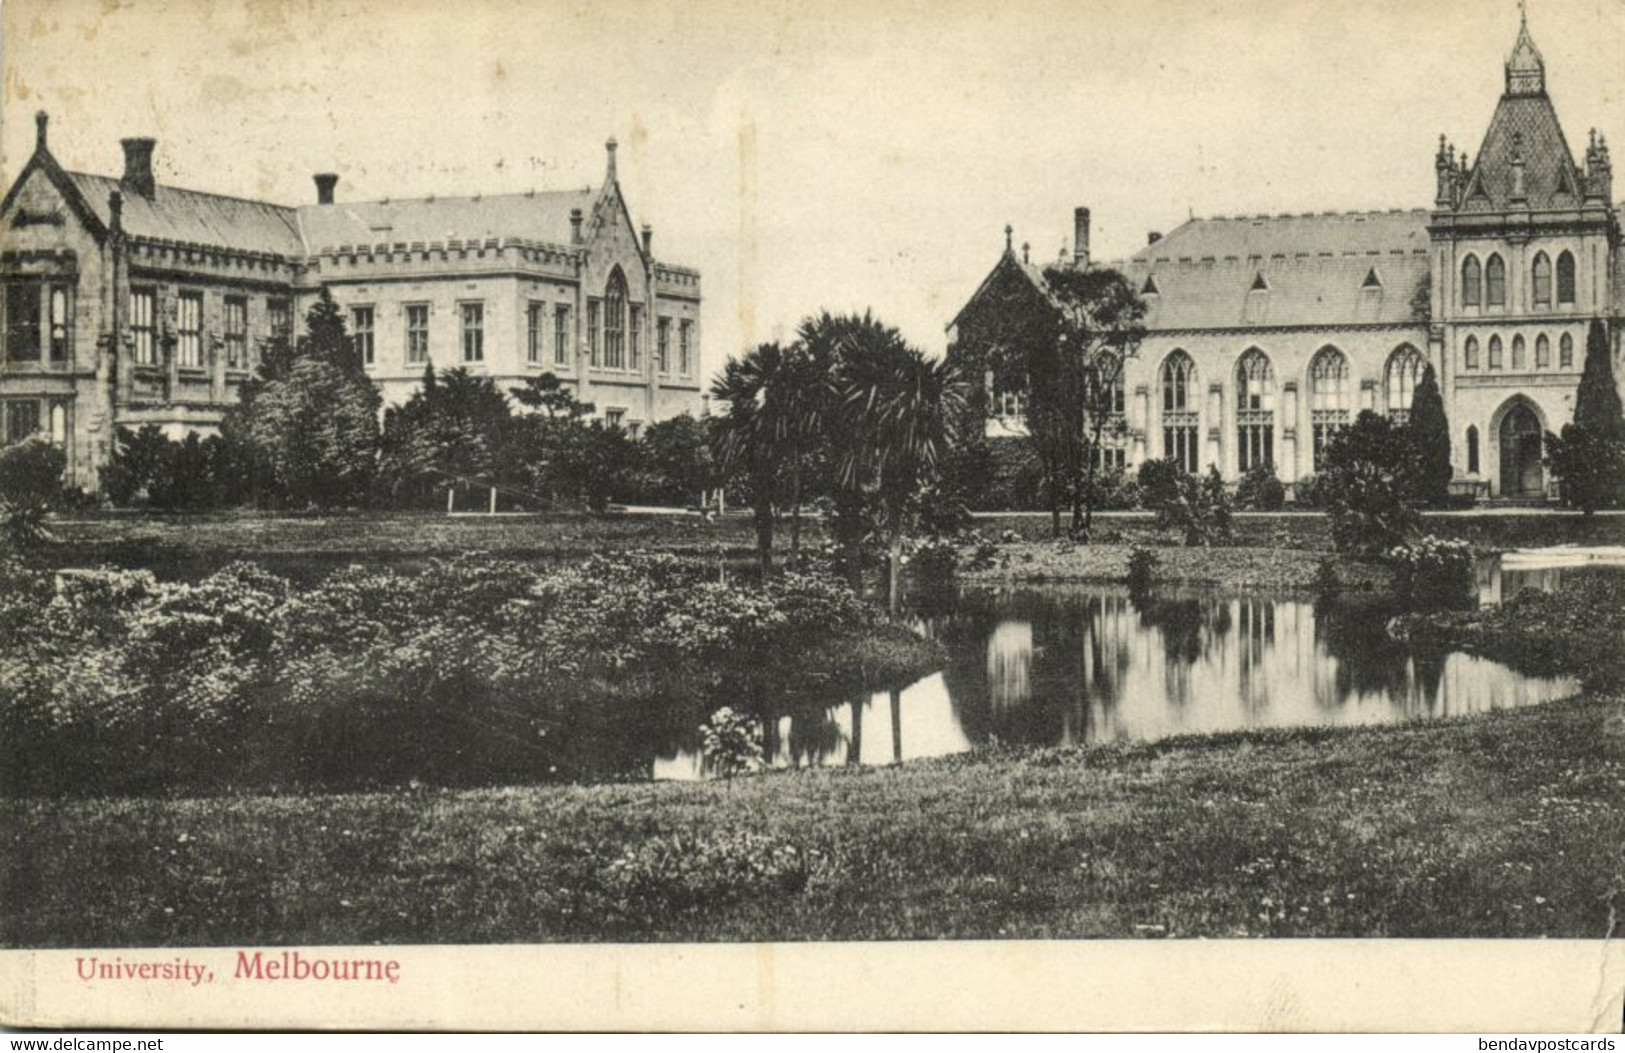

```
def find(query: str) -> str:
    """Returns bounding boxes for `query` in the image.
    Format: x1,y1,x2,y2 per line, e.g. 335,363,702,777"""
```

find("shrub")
1235,461,1285,511
1312,556,1343,598
601,831,819,915
906,537,960,578
0,438,66,547
1126,546,1158,593
1138,459,1233,547
1292,473,1326,509
699,707,763,781
1545,423,1625,515
1390,535,1476,610
1319,411,1419,556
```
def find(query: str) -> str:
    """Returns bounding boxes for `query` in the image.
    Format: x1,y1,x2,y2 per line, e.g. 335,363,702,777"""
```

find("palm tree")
836,331,968,616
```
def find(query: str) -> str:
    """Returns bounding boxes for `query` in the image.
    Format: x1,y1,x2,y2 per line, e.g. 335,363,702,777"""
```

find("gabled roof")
295,188,597,253
1115,210,1431,330
65,171,304,257
1458,92,1584,211
947,245,1059,330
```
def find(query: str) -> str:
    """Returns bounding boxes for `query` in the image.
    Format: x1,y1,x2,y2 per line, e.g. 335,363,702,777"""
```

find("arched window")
1462,255,1482,308
1556,251,1576,305
1160,350,1198,473
1486,254,1507,307
1535,333,1551,369
1560,332,1574,369
1235,349,1274,472
1464,335,1480,370
1466,425,1480,475
1532,252,1552,307
1511,334,1527,370
1384,345,1425,421
603,268,628,369
1091,352,1127,470
1308,346,1350,471
1488,334,1504,369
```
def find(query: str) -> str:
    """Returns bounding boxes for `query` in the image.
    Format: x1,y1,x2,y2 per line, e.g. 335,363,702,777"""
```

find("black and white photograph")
1,0,1623,1033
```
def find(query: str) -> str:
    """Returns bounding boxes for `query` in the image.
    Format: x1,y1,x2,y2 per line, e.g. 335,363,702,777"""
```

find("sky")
4,0,1625,379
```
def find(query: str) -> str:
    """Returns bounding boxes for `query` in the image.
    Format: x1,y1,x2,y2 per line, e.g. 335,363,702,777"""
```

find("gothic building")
0,120,704,491
949,14,1620,500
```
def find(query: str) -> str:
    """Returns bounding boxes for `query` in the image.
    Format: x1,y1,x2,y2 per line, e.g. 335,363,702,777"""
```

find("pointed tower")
1505,4,1545,96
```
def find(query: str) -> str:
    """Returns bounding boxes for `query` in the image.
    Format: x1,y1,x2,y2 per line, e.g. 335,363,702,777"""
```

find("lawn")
4,691,1621,946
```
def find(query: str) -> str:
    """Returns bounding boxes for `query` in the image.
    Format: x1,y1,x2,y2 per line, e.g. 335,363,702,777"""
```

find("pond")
655,557,1597,780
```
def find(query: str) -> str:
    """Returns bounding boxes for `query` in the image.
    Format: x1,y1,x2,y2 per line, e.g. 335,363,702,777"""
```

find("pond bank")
6,691,1620,944
958,542,1391,591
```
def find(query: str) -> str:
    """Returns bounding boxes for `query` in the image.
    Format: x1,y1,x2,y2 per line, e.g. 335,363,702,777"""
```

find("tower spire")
1506,1,1545,95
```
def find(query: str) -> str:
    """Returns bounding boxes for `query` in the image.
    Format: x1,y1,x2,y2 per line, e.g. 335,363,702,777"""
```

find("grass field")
4,692,1621,945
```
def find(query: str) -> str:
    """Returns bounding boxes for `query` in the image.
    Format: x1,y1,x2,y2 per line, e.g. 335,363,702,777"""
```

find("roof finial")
1004,224,1013,252
605,136,618,182
1506,0,1544,95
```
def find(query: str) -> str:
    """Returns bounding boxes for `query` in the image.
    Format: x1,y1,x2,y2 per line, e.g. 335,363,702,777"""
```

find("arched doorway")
1497,402,1544,497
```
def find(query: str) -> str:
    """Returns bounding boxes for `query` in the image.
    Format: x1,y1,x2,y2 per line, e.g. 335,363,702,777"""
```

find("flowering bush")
0,552,888,795
1389,536,1476,610
904,537,960,578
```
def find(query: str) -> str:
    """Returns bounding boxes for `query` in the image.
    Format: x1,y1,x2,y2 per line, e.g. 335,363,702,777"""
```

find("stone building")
0,119,703,491
949,14,1621,500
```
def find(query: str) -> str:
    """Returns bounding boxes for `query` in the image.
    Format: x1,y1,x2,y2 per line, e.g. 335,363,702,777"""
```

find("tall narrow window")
5,400,41,444
679,320,693,376
629,304,644,371
1556,251,1576,305
49,286,71,365
1535,333,1551,369
1511,334,1526,370
225,297,248,370
351,305,374,367
1464,335,1480,370
130,288,157,365
587,299,601,368
1467,426,1480,475
1160,350,1198,473
1531,252,1552,308
603,270,627,370
267,299,292,341
1559,332,1574,369
5,283,41,362
176,291,203,368
1485,254,1506,307
1384,345,1424,422
1488,334,1504,369
1235,349,1275,473
1309,346,1350,471
460,302,483,363
527,302,545,365
1461,255,1482,308
657,317,672,374
406,304,429,364
554,306,570,367
49,401,68,447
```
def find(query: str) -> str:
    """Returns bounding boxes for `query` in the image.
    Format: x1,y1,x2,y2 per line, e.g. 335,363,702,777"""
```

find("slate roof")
294,189,596,252
65,171,304,257
1459,94,1584,211
1114,210,1432,331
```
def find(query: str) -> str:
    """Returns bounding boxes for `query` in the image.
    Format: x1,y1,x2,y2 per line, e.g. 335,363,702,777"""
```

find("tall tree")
1546,318,1625,513
1404,363,1452,507
709,342,797,574
229,287,381,508
836,331,967,616
983,266,1146,538
1575,317,1624,440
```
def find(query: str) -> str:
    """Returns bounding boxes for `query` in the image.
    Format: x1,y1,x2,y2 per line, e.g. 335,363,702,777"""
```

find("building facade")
949,15,1622,500
0,120,704,491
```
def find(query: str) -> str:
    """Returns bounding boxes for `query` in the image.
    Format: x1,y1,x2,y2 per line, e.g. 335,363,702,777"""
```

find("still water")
655,557,1592,780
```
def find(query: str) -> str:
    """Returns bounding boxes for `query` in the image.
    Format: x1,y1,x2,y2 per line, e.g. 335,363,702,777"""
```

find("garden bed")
958,541,1392,592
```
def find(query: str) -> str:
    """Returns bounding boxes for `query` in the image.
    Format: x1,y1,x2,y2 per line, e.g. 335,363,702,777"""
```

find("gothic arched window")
1488,334,1504,369
1464,335,1480,370
1560,332,1574,369
1384,344,1425,421
1485,254,1507,307
1535,333,1551,369
1461,255,1482,308
1532,252,1552,307
1512,334,1527,370
1161,350,1198,472
1235,349,1274,472
1467,426,1480,475
1556,251,1576,305
603,268,628,369
1308,346,1350,471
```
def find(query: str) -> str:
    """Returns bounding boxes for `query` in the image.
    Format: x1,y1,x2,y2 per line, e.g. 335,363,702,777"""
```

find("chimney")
313,173,338,206
34,111,47,153
120,137,156,199
1147,231,1163,245
1073,207,1091,267
569,208,583,244
109,190,123,233
605,136,618,183
641,223,652,256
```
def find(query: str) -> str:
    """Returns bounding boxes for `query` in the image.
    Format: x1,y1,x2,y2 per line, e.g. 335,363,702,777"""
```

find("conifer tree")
1575,318,1624,441
1404,363,1452,507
